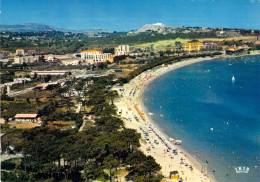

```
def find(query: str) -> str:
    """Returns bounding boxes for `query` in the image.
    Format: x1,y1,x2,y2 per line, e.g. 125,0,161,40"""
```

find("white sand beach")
114,56,221,182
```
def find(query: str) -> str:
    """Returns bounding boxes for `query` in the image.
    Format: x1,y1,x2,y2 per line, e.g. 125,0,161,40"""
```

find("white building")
47,57,55,62
13,56,35,64
61,59,80,66
115,45,130,56
0,59,10,64
46,54,72,62
79,50,112,63
14,114,39,123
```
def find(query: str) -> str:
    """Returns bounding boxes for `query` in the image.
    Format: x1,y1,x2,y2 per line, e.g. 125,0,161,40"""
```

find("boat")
173,140,182,145
232,75,235,82
169,138,182,145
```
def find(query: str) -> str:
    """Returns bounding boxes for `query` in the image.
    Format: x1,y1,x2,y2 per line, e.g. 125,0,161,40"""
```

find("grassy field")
47,121,75,129
8,122,39,129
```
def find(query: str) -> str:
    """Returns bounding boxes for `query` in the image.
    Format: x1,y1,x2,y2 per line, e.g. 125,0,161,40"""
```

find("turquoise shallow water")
143,55,260,182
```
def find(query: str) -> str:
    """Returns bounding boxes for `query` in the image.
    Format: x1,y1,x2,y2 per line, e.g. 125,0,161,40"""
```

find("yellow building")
183,42,203,52
16,49,25,56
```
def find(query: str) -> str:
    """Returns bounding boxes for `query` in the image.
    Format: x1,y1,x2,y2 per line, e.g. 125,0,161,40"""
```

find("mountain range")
0,23,110,33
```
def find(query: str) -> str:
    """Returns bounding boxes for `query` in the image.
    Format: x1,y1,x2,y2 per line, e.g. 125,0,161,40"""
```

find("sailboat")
232,75,235,82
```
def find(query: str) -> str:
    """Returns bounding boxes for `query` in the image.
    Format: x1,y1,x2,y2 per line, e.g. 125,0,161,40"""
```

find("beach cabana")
169,170,179,180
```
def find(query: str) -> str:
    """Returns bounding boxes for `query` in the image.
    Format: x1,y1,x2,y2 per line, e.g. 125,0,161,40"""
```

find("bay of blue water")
143,55,260,182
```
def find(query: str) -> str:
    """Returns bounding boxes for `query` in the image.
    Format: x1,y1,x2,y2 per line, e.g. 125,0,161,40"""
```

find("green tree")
103,154,120,182
97,62,107,70
107,90,119,105
26,98,30,103
44,75,52,83
64,99,74,112
95,116,123,132
126,152,161,178
82,162,106,182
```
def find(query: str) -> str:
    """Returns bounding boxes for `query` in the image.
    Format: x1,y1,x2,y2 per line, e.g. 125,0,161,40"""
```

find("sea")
142,55,260,182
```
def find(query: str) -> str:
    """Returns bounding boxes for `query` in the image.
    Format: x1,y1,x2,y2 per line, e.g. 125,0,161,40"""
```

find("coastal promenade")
114,57,219,182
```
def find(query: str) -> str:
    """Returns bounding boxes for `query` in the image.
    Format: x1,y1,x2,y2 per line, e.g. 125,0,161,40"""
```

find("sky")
0,0,260,31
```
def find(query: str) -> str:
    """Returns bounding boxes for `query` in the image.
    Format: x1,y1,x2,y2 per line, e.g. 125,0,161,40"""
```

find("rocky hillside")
128,23,179,35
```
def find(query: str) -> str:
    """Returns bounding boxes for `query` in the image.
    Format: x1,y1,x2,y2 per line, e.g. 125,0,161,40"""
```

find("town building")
228,45,249,52
203,43,218,50
16,49,25,56
27,50,36,55
13,56,35,64
80,50,112,63
0,51,10,58
0,58,10,65
183,42,203,52
45,54,73,62
14,114,39,123
115,45,130,56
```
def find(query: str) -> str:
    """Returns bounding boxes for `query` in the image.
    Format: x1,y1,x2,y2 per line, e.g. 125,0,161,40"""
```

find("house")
27,50,36,55
14,114,39,123
0,51,10,58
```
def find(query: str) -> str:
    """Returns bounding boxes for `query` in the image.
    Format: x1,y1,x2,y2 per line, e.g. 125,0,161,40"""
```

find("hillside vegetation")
135,36,258,50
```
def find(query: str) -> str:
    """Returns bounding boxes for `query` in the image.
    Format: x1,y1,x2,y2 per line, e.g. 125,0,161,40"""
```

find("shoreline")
114,52,260,182
138,57,218,182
